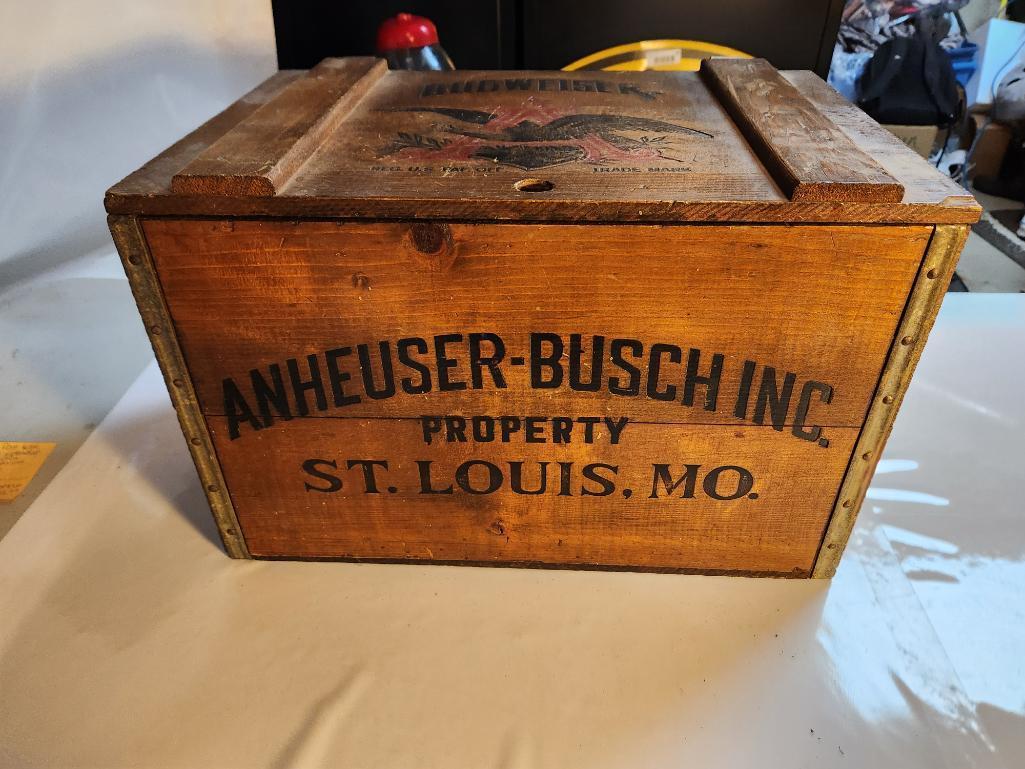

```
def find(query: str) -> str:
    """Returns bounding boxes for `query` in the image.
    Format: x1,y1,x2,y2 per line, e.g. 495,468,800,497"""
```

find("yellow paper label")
0,442,56,502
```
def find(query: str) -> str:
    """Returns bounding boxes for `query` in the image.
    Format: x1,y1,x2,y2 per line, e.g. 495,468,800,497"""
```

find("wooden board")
144,220,929,429
108,71,304,200
812,224,969,577
700,58,903,202
781,71,976,216
211,416,861,574
137,218,933,573
106,60,981,224
172,58,387,196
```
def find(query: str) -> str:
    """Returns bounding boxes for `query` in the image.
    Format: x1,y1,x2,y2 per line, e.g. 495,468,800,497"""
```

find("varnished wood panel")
783,71,977,215
107,194,981,225
701,59,902,202
145,220,929,431
210,416,860,573
108,70,303,199
172,58,386,197
812,225,969,577
109,216,248,558
106,63,981,224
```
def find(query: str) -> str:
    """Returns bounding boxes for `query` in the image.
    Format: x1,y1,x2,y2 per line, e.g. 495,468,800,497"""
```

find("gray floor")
958,191,1025,292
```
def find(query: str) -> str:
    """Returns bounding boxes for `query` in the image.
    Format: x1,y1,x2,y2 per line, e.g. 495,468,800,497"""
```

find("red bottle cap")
376,13,440,52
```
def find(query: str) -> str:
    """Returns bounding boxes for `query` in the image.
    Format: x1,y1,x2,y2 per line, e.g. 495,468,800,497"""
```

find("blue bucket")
947,42,978,87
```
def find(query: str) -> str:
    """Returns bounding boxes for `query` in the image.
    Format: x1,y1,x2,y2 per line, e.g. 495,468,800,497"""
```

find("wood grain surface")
109,71,304,199
136,218,933,572
812,225,970,577
701,59,903,203
782,71,977,214
172,58,386,196
108,216,249,558
106,57,978,574
211,415,860,573
280,66,776,205
106,62,981,224
145,219,929,429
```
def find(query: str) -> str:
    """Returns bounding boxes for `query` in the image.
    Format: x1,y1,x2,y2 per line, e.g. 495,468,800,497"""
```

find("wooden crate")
106,57,979,577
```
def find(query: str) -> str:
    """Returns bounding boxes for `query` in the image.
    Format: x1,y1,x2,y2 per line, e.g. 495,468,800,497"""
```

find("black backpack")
858,34,960,126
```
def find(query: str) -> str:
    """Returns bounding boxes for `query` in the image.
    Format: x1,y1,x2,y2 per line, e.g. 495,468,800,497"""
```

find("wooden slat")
213,417,860,574
143,220,929,428
106,70,303,200
782,70,978,210
171,57,387,196
812,225,969,577
108,216,250,559
701,58,904,203
104,193,981,224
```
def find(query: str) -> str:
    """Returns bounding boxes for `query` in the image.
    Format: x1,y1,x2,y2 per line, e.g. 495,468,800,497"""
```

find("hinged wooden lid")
107,57,980,224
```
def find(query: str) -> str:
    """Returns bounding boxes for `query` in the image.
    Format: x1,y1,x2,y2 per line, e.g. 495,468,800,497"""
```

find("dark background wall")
271,1,513,70
271,0,843,76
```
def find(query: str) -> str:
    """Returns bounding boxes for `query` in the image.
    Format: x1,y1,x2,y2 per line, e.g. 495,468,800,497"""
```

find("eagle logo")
377,106,712,170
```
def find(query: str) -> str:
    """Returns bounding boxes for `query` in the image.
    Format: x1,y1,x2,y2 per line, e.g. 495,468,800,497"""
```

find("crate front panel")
144,220,930,572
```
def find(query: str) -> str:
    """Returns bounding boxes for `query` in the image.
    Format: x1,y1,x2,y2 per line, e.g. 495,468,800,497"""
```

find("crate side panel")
812,225,970,577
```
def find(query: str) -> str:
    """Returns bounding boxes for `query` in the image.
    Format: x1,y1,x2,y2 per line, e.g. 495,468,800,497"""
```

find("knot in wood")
409,223,450,255
405,223,457,271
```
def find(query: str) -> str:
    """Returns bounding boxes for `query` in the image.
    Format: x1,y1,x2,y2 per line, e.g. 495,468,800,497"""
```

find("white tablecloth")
2,294,1022,769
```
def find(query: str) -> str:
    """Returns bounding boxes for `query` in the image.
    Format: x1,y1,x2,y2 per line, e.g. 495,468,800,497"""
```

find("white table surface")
1,294,1022,769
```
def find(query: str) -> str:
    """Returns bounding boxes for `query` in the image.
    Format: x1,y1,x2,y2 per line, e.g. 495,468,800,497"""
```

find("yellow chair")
564,39,752,72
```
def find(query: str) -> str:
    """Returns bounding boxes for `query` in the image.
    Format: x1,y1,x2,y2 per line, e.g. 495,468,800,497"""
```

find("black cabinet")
272,0,842,77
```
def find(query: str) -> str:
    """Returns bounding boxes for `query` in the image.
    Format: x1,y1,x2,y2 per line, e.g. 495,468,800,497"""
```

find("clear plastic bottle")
376,13,454,71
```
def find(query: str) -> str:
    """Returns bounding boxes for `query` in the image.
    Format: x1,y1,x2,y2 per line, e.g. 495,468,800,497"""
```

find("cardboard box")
105,58,980,577
883,124,940,158
968,114,1012,180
